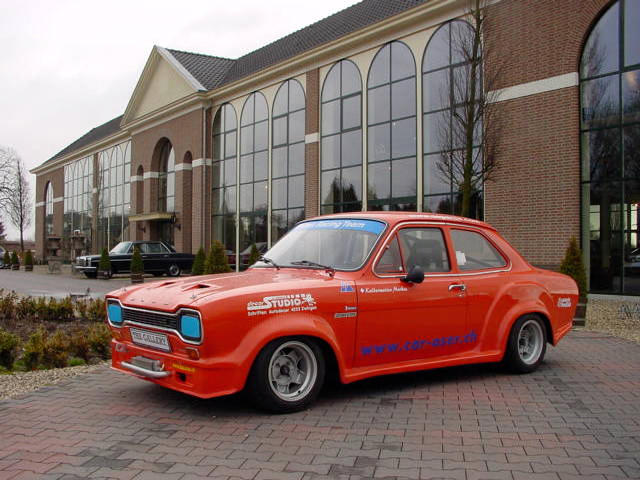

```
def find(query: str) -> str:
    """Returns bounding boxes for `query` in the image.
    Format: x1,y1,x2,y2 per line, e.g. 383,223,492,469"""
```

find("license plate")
130,328,171,352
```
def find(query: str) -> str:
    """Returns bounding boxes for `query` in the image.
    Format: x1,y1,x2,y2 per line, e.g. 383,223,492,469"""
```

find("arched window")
367,41,417,211
44,181,53,236
239,92,268,257
272,79,305,242
422,20,482,217
580,0,640,294
212,103,238,259
158,141,175,212
97,141,131,251
320,59,363,213
64,156,93,241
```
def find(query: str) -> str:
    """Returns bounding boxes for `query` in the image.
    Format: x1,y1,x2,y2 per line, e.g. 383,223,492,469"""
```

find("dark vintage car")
75,241,194,278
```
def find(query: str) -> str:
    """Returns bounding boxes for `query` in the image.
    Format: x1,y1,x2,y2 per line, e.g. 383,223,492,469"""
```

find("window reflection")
321,60,363,213
97,141,131,252
367,42,417,212
239,92,269,258
422,20,482,219
63,156,93,256
212,103,238,263
271,79,306,244
581,0,640,294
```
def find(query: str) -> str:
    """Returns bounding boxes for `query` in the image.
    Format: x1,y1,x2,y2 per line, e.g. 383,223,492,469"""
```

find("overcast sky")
0,0,357,241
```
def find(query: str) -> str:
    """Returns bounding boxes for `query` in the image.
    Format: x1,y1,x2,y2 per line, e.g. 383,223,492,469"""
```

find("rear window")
450,229,506,271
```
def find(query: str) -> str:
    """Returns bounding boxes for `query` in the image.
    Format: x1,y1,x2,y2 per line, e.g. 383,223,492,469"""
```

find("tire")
84,272,97,279
246,338,325,413
167,264,181,277
504,314,547,373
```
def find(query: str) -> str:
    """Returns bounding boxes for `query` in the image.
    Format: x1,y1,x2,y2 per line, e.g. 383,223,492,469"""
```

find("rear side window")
451,229,506,271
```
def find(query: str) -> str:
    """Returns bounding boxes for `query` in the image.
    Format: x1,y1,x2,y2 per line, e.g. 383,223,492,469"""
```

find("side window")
451,229,506,271
398,228,450,272
139,243,151,254
147,243,163,253
374,235,404,274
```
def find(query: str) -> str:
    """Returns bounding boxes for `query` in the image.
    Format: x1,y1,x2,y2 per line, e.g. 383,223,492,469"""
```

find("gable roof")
35,0,428,171
165,49,235,90
33,115,124,172
220,0,425,86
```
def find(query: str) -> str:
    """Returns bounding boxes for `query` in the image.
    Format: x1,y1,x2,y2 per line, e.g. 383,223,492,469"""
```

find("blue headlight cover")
180,313,201,341
107,302,123,325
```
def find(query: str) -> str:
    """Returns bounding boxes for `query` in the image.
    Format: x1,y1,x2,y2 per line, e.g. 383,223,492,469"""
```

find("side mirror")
401,265,424,284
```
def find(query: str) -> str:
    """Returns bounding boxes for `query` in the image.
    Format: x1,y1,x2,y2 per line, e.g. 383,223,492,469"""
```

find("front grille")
122,308,178,330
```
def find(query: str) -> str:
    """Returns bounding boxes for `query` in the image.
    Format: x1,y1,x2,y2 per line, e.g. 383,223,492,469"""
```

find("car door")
448,228,510,341
354,225,471,367
110,243,133,273
143,242,170,272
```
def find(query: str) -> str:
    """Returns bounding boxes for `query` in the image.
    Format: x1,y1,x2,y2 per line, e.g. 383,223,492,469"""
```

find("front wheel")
167,264,181,277
247,338,325,413
504,314,547,373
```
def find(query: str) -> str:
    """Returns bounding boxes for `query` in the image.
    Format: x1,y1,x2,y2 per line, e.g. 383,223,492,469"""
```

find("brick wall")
483,0,611,268
131,108,204,252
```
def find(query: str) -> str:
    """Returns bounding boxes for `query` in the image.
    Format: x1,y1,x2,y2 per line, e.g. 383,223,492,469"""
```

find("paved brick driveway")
0,330,638,480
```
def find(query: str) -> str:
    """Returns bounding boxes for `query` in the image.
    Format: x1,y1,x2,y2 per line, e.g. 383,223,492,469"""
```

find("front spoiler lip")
121,360,171,378
74,265,97,272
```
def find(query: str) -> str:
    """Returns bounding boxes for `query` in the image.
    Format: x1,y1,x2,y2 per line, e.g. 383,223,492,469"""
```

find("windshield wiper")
258,256,280,270
290,260,335,276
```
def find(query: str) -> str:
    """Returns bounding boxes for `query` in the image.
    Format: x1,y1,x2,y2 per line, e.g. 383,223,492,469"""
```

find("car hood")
107,267,338,312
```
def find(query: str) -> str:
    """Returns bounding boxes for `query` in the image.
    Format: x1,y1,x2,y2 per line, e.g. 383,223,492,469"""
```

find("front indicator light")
185,347,200,360
179,313,201,342
107,301,123,326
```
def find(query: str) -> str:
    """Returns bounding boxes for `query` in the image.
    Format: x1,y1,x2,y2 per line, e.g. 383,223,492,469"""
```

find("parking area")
0,268,148,298
0,329,638,479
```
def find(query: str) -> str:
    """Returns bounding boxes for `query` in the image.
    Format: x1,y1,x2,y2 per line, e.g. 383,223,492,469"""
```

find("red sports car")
106,212,578,412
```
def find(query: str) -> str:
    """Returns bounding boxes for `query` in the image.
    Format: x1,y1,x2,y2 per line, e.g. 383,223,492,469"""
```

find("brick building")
30,0,640,295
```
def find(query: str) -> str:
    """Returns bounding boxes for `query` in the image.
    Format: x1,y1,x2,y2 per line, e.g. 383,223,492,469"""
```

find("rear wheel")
247,338,325,413
504,314,547,373
167,264,181,277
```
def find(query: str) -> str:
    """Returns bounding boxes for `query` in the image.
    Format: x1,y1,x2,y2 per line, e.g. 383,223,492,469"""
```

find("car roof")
303,211,497,232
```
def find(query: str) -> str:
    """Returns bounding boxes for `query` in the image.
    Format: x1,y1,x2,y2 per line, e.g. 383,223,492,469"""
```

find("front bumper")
74,264,97,273
111,339,243,399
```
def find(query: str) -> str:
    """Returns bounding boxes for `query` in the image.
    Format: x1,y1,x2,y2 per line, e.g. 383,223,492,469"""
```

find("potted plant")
560,237,588,326
10,251,19,271
247,243,261,267
2,250,9,269
191,246,205,275
24,250,33,272
130,246,144,284
204,241,232,274
98,248,112,279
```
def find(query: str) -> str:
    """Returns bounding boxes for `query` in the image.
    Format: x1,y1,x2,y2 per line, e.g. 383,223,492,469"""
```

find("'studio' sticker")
247,293,317,316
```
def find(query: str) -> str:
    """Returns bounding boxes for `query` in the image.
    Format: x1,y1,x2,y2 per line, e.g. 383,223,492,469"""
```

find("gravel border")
0,362,109,400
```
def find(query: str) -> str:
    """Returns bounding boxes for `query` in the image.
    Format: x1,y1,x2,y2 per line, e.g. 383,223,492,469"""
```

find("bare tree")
5,152,32,252
435,0,504,218
0,146,18,211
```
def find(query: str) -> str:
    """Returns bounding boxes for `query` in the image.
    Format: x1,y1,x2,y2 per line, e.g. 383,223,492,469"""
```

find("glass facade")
271,79,306,243
320,60,363,213
63,156,93,249
44,182,53,236
422,20,483,217
367,41,417,211
239,92,269,255
581,0,640,294
97,141,131,252
212,103,238,259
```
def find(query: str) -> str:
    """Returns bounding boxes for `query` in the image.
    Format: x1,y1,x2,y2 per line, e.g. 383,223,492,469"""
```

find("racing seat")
406,238,445,272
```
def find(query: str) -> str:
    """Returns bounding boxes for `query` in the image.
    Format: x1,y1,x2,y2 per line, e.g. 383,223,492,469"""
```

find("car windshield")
109,242,132,254
256,219,386,270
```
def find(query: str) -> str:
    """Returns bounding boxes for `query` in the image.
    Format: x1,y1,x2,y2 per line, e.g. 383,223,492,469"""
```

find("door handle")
448,284,466,292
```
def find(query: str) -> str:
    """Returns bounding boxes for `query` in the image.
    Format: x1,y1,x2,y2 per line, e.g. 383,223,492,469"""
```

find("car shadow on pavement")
131,358,560,417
